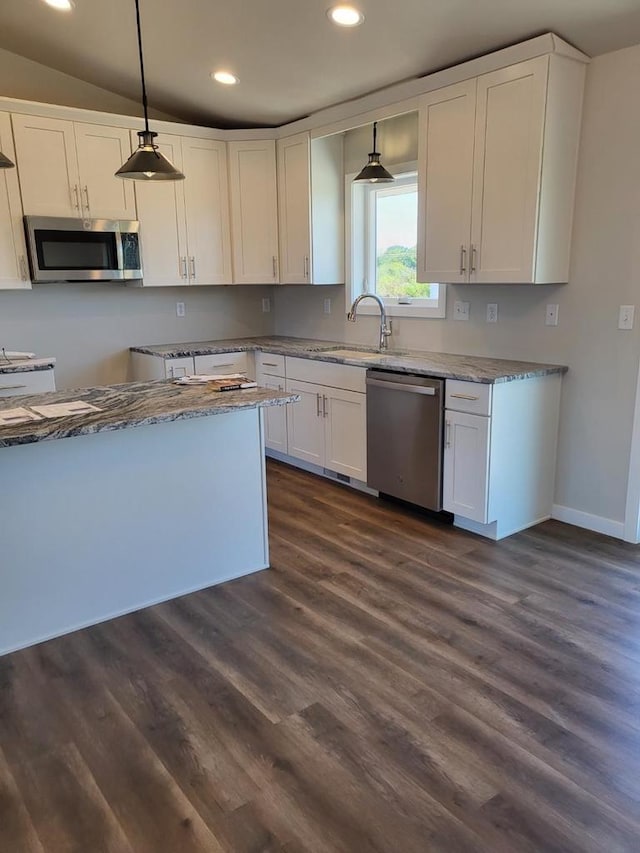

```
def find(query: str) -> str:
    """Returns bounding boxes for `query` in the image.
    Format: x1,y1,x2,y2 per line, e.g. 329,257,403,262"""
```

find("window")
348,165,446,318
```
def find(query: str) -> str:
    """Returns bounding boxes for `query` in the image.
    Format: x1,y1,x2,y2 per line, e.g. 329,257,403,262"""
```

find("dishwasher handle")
366,376,438,396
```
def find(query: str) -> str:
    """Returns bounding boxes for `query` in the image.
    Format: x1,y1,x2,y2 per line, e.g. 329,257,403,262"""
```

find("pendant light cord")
372,121,378,154
134,0,150,134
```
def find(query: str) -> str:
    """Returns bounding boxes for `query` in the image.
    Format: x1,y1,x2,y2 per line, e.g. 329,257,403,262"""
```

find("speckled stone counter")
130,336,567,384
0,357,56,374
0,379,297,448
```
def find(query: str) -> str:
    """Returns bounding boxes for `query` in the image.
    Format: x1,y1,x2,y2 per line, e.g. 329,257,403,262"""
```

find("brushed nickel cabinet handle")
470,245,477,273
459,245,466,275
272,256,278,279
323,394,328,418
189,256,196,279
445,421,452,448
316,392,322,417
72,184,80,211
0,384,28,391
304,256,310,278
83,185,90,213
180,257,188,279
450,393,480,401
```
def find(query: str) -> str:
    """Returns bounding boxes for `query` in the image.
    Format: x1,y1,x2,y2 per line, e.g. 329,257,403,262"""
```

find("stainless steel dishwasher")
366,369,444,512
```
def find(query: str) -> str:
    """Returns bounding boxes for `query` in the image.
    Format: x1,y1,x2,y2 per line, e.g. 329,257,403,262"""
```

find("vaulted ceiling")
1,0,639,128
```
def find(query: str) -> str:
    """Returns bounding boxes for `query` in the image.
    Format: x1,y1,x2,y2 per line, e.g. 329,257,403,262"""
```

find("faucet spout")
347,293,392,351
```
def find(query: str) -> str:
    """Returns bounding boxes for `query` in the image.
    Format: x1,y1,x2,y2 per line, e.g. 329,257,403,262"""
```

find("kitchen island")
0,379,297,656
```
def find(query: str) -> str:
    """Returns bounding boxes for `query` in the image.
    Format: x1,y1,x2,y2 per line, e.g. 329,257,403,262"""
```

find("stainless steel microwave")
24,216,143,282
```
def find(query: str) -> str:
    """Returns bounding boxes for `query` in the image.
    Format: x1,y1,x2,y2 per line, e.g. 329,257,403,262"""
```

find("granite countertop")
0,357,56,375
131,336,567,384
0,380,298,448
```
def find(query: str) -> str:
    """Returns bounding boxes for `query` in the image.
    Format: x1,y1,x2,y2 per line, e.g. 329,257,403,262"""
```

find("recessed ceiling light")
327,5,364,27
43,0,74,10
211,70,239,86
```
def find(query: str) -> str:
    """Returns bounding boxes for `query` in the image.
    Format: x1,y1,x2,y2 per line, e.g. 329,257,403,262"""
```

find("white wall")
0,47,177,120
275,43,640,533
0,285,274,390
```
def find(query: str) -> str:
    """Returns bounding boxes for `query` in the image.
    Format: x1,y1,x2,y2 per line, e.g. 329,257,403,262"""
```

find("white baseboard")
551,504,625,539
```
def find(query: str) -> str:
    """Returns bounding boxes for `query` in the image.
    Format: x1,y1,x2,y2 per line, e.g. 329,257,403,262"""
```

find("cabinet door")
324,387,366,480
182,138,232,285
285,379,324,466
443,410,491,523
260,376,288,453
470,57,548,283
164,357,195,379
0,113,29,290
417,80,476,283
12,114,80,217
228,140,279,284
277,133,311,284
74,123,136,220
134,133,188,287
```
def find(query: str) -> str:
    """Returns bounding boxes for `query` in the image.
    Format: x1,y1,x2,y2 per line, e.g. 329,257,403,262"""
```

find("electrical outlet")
453,301,470,321
486,303,498,324
545,304,559,327
619,305,635,330
176,302,185,318
323,298,332,315
262,297,271,313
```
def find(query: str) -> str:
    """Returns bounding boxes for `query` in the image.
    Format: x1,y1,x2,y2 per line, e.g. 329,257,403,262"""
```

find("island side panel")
0,408,268,656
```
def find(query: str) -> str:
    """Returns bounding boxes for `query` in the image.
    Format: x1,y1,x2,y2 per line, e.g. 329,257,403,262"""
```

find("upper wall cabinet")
417,54,586,284
227,140,279,284
0,112,29,290
277,132,344,285
133,133,232,287
12,115,136,220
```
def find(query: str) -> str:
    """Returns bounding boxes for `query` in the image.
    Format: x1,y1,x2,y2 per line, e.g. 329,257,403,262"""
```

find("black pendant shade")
353,122,394,183
0,150,15,169
116,0,184,181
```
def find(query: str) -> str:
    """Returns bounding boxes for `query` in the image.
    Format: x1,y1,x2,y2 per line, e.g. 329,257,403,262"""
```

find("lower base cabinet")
443,410,491,523
285,377,367,481
261,376,288,453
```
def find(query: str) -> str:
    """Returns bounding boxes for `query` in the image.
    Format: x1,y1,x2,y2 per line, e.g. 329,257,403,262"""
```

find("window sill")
353,302,447,320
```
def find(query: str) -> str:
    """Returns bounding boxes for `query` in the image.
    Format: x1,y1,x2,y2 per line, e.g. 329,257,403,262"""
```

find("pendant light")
0,151,15,169
116,0,184,181
353,122,394,183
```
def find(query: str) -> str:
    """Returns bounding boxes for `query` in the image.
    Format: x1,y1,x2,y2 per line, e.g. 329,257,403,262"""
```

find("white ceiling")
1,0,639,128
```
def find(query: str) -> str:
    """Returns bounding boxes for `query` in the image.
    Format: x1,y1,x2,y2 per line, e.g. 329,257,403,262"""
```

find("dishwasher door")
366,370,444,511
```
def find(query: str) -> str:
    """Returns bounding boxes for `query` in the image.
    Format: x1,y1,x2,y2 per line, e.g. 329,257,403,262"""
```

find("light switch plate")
176,302,185,318
486,303,498,323
262,297,271,313
619,305,635,330
545,304,559,326
453,301,470,321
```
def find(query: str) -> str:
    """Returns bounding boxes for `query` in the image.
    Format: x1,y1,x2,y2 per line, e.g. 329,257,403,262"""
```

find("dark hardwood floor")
3,459,640,851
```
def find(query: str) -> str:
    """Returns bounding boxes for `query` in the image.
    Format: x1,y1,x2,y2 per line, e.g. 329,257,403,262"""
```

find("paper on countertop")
30,401,103,418
0,407,43,427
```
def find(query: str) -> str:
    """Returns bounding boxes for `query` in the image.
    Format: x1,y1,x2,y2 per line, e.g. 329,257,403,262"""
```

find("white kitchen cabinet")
130,352,195,380
417,80,476,284
12,115,135,220
323,387,367,480
285,379,325,466
0,112,29,290
277,132,344,285
182,138,232,285
134,135,188,287
194,352,249,376
228,140,279,284
260,376,288,453
0,367,56,398
417,53,585,284
443,375,563,540
443,409,491,523
134,134,232,287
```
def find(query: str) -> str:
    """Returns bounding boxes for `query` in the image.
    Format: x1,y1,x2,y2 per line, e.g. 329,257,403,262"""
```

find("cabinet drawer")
164,357,195,379
256,352,285,377
194,352,248,375
286,356,366,393
0,368,55,398
446,380,492,416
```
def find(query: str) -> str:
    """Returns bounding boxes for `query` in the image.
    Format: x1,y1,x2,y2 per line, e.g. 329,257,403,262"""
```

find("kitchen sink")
320,348,383,360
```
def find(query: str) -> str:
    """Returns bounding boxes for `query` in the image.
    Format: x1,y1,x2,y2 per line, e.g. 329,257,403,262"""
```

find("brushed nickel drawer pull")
0,384,28,391
262,361,279,367
450,393,480,401
316,392,322,417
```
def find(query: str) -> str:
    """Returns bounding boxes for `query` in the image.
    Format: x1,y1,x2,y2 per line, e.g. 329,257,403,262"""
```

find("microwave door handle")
115,231,125,278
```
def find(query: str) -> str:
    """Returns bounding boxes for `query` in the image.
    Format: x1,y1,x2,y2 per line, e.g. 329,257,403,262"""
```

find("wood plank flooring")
2,459,640,851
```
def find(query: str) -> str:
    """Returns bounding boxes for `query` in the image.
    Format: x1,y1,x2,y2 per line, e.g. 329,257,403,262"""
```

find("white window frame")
346,160,446,319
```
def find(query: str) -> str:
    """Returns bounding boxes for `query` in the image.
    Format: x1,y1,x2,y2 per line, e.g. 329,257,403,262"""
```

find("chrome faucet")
347,294,392,351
